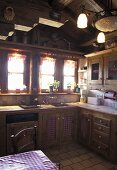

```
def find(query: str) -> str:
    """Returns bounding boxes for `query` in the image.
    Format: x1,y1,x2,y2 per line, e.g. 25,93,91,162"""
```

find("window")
8,53,26,91
63,60,76,89
40,57,55,90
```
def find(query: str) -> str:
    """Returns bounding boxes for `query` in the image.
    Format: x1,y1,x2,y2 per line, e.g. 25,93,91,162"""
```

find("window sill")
0,92,80,96
0,93,31,96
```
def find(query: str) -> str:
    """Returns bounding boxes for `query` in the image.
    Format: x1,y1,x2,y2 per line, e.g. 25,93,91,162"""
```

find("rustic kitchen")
0,0,117,169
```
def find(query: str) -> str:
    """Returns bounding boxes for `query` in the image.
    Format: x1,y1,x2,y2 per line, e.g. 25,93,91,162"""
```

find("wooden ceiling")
0,0,117,53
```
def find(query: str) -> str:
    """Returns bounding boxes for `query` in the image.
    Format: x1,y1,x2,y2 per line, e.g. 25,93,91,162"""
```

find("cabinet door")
60,109,77,144
42,110,60,148
78,109,91,146
7,121,38,154
104,52,117,85
88,56,103,85
0,114,6,156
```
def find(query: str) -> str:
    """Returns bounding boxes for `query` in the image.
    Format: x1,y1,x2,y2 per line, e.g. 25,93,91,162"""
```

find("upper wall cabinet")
86,47,117,86
88,56,103,85
104,51,117,85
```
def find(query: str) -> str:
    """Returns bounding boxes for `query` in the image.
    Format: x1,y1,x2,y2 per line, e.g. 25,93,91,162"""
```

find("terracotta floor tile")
84,167,95,170
61,159,73,166
93,164,109,170
71,162,84,170
60,153,70,160
60,166,73,170
43,143,117,170
89,157,103,165
70,156,82,163
80,159,95,168
78,154,91,161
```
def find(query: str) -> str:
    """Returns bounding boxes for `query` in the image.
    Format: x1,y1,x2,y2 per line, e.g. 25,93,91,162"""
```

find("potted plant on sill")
48,80,60,93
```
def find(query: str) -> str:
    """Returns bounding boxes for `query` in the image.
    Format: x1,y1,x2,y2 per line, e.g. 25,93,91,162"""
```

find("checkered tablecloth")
0,150,59,170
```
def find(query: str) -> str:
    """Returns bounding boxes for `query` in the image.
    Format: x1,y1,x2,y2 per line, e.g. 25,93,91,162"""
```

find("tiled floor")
43,143,117,170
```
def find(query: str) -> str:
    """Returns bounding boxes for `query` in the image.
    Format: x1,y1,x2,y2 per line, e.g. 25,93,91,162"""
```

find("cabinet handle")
98,146,101,149
98,126,102,130
99,120,102,123
58,117,60,120
98,135,102,139
87,119,90,122
62,117,64,120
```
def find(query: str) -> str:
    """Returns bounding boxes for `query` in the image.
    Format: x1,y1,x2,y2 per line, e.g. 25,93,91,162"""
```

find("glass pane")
108,60,117,80
64,60,75,76
91,63,99,80
41,58,55,75
8,73,24,90
64,76,75,89
8,57,24,73
41,75,54,89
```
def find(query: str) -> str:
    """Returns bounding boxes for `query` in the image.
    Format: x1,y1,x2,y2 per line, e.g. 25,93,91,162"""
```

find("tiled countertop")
68,102,117,115
0,102,117,115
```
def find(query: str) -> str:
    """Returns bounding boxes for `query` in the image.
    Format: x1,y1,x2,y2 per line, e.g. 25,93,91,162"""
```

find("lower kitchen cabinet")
91,116,111,158
78,108,117,162
39,108,77,148
78,108,92,146
0,114,6,156
40,110,60,148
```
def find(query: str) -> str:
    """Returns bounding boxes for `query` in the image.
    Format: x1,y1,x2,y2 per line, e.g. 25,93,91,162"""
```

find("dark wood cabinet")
60,110,77,144
40,108,77,148
78,107,117,162
0,114,6,156
78,108,92,146
87,47,117,88
40,110,60,148
91,116,111,158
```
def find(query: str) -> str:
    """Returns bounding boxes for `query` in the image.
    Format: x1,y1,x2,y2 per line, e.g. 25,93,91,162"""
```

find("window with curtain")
8,53,26,91
63,60,76,89
40,57,56,90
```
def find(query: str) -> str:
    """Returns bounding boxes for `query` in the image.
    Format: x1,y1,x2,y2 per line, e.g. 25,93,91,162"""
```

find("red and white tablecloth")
0,150,59,170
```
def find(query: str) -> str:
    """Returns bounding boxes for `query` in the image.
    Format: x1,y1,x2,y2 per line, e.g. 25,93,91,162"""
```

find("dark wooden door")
60,109,77,144
42,110,60,148
78,109,92,146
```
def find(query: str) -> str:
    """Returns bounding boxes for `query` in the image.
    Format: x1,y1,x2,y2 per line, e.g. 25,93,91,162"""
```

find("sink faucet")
42,95,57,104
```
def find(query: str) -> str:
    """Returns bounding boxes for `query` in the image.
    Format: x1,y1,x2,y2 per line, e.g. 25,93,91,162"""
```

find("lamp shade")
77,13,88,28
97,32,105,43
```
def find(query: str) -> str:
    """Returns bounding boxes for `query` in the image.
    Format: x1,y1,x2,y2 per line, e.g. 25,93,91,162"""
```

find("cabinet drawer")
92,140,109,157
93,123,110,134
93,117,111,127
92,130,110,145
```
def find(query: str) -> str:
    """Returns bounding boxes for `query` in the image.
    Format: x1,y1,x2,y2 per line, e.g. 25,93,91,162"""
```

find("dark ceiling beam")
88,0,103,12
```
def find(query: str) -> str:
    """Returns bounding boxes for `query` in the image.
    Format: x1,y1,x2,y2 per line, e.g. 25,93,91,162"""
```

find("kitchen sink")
20,105,41,109
52,103,69,107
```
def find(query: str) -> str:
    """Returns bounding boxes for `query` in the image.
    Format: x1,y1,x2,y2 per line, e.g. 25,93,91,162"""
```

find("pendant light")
97,32,105,43
77,1,117,43
77,13,88,28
